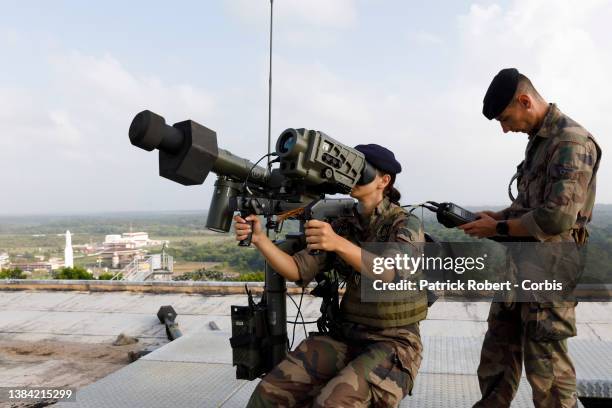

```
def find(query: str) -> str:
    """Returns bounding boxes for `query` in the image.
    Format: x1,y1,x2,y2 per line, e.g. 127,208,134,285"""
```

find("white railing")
110,258,138,281
111,254,173,282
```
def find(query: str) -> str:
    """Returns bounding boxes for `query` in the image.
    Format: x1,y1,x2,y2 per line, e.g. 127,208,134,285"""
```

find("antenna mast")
267,0,274,166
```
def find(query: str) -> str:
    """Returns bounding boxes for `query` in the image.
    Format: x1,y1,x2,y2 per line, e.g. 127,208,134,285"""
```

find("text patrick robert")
369,253,563,292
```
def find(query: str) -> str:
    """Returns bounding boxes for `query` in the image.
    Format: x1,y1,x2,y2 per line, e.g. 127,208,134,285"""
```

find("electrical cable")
242,152,277,195
287,289,309,349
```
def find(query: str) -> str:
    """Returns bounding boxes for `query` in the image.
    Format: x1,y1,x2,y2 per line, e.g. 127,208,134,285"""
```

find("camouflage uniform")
474,104,601,408
247,197,428,407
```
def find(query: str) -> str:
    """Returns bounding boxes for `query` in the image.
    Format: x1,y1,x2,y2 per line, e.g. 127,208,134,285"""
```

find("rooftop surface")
2,289,611,407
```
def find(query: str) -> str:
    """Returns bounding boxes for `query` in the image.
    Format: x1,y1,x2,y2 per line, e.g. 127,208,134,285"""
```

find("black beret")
482,68,519,120
354,144,402,175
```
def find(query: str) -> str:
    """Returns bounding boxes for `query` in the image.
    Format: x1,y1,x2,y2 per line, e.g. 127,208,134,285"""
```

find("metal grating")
56,361,245,408
570,339,612,398
56,333,605,407
403,374,584,408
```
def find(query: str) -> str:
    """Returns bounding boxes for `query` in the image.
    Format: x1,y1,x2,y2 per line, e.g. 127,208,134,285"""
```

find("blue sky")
1,0,609,214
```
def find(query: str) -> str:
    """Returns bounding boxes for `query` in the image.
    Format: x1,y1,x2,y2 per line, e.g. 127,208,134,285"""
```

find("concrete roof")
2,290,611,407
1,290,611,344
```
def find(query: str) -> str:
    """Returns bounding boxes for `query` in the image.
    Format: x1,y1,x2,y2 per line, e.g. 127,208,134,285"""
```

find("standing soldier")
234,144,428,407
459,68,601,407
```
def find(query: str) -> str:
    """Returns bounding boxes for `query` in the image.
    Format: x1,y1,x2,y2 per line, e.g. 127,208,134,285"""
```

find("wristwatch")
496,221,510,236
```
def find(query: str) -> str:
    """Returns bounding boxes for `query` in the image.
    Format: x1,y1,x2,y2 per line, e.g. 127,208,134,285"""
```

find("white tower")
112,252,120,269
64,230,74,268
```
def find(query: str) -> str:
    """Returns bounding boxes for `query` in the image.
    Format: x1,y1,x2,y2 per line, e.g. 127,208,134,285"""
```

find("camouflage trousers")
246,328,422,408
473,302,578,408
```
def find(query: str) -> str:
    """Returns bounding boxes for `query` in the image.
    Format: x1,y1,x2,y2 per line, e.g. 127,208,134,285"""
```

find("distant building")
10,262,52,273
104,241,137,251
99,248,145,269
72,244,96,254
48,258,64,270
0,253,9,269
89,231,169,270
103,232,167,250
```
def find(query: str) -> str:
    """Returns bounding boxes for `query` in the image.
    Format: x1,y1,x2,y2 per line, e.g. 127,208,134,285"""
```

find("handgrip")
238,220,254,247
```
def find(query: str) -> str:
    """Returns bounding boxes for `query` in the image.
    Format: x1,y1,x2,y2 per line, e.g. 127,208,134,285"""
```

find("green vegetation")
1,207,612,283
168,241,265,274
53,266,94,280
0,268,27,279
236,272,265,281
173,268,264,282
0,211,211,236
98,272,121,280
173,269,224,281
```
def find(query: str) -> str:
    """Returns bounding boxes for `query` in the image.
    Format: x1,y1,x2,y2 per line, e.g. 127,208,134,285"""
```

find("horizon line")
2,203,612,218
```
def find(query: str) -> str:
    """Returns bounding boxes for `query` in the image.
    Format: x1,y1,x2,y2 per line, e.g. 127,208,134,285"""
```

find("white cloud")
49,52,215,123
222,0,356,48
2,0,612,214
232,0,612,208
224,0,357,29
48,110,82,162
280,0,357,28
260,0,612,206
443,0,612,204
414,30,443,46
0,50,218,213
0,28,20,47
262,56,454,206
272,57,373,131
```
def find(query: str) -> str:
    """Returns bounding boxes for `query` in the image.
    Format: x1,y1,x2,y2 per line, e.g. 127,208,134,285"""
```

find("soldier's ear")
517,94,531,109
379,173,391,189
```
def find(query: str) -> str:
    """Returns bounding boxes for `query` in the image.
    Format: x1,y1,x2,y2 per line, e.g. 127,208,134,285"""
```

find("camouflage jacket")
502,104,601,242
293,197,428,329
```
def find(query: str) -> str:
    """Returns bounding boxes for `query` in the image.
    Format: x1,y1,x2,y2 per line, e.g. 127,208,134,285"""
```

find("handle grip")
238,220,254,247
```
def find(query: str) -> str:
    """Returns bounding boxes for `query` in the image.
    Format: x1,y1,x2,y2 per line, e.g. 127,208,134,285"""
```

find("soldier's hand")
234,214,264,244
305,220,341,252
480,210,503,221
458,212,497,238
